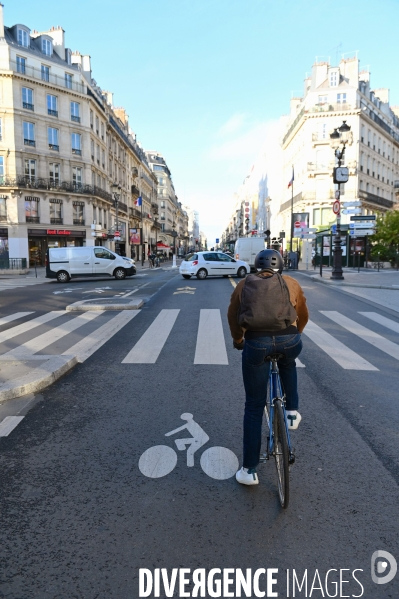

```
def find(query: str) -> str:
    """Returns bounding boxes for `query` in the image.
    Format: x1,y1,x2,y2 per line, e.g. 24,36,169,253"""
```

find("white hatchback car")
180,251,250,280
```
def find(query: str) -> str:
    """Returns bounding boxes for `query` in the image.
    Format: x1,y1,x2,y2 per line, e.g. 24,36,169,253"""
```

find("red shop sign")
47,230,72,235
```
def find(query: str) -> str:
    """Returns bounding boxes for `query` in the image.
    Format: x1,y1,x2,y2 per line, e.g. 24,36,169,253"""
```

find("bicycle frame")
266,359,294,461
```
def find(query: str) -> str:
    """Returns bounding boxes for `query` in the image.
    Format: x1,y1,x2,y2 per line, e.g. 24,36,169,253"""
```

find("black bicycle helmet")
254,249,284,273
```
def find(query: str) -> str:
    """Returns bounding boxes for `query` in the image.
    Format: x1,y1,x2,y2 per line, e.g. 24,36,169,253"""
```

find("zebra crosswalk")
0,308,397,371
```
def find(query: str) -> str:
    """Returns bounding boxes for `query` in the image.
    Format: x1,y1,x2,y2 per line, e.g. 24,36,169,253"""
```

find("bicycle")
259,353,295,509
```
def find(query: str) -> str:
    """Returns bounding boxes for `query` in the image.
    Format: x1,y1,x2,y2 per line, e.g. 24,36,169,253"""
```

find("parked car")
46,246,136,283
234,237,265,271
179,251,249,280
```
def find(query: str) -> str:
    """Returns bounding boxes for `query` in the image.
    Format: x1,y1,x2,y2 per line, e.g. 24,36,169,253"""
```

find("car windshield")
184,254,198,262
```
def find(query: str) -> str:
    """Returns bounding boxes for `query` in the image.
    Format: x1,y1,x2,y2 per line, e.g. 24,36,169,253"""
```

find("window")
41,65,50,82
94,248,115,260
0,156,4,183
101,122,104,140
50,199,62,224
17,29,29,47
73,202,85,225
72,167,82,188
48,127,59,151
96,144,100,164
90,110,93,129
95,116,99,134
330,71,338,87
160,212,165,221
71,133,81,155
22,87,34,110
102,149,105,168
25,197,39,222
71,102,80,123
337,93,347,104
49,163,60,185
153,165,165,172
42,38,52,55
160,201,166,209
0,195,6,221
91,139,95,160
24,158,36,181
46,94,58,117
16,56,26,74
23,121,35,146
65,73,72,89
318,95,328,104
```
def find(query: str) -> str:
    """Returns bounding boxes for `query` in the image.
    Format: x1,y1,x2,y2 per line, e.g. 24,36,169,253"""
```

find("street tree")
370,210,399,266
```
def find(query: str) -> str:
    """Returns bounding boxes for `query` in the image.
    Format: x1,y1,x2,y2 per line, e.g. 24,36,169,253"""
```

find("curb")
66,299,144,311
0,355,78,403
308,275,399,290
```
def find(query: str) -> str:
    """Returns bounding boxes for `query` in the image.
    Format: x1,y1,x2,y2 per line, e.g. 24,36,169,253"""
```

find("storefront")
28,228,86,266
0,227,9,267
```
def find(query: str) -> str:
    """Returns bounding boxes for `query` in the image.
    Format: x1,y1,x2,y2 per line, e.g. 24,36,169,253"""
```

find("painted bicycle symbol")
138,413,238,480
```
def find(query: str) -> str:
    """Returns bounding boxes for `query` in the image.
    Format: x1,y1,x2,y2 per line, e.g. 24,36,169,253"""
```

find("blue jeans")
241,333,303,469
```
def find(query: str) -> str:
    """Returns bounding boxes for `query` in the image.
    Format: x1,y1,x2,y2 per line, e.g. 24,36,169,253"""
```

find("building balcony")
71,115,81,123
24,139,35,147
131,185,140,196
129,207,142,220
26,216,40,223
358,189,394,209
0,176,114,203
48,109,58,117
50,218,63,225
10,61,86,94
73,219,85,225
72,148,82,156
49,144,59,151
23,102,34,111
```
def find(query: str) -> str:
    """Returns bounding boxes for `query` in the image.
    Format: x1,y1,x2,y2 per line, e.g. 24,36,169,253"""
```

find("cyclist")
227,249,309,486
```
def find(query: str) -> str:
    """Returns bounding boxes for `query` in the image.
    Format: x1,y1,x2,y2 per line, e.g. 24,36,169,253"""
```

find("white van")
45,246,136,283
234,237,265,271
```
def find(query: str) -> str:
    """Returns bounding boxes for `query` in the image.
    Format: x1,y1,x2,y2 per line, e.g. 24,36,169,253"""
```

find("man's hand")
233,339,244,350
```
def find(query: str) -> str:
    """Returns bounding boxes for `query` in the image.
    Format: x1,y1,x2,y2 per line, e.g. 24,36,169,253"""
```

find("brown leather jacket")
227,272,309,342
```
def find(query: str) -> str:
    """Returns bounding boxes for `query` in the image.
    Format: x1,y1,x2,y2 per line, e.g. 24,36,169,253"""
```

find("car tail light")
192,260,198,266
45,257,48,267
235,254,239,259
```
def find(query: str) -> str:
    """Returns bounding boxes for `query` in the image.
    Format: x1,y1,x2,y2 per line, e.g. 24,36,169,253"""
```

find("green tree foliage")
370,210,399,265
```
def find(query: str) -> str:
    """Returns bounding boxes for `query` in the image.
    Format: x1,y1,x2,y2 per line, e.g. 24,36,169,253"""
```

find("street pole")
290,169,294,253
111,183,121,255
330,121,350,280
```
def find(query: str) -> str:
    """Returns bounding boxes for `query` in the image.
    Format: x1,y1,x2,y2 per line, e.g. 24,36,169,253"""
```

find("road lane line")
194,309,228,365
321,311,399,362
303,319,378,370
359,312,399,335
0,416,24,437
3,312,103,358
0,311,65,345
0,313,34,326
65,311,140,363
122,309,179,364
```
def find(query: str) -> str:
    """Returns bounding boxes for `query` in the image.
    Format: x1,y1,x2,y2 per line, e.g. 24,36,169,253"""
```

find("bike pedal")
259,453,269,463
289,453,296,465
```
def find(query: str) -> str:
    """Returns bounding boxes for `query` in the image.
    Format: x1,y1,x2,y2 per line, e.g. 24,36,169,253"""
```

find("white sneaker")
236,467,259,486
286,410,302,430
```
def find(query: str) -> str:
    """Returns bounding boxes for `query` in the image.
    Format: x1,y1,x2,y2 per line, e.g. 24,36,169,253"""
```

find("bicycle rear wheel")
273,399,290,508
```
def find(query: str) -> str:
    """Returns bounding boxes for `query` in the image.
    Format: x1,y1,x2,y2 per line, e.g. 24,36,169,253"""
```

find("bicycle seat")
265,353,285,361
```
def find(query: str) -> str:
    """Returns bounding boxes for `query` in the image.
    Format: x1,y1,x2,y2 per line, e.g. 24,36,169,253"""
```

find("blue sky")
5,0,399,243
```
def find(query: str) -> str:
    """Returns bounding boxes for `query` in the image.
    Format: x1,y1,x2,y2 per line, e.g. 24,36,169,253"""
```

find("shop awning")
156,242,170,248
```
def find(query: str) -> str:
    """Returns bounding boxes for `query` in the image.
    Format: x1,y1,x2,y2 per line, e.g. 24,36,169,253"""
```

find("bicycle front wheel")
273,400,290,509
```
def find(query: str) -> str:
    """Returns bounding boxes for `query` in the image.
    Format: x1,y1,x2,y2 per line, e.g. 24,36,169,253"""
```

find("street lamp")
329,120,351,280
154,216,158,253
111,182,121,255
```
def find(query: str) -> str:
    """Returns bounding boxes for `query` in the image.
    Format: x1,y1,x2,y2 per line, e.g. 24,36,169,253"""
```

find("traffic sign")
215,238,219,243
294,221,301,228
114,231,121,238
349,222,375,228
298,227,317,233
332,200,340,215
350,215,376,221
342,201,361,207
342,209,361,215
331,225,337,234
301,234,316,239
350,230,375,236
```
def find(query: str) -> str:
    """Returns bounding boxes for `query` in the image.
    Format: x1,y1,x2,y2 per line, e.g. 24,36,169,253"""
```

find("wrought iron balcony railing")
0,176,114,203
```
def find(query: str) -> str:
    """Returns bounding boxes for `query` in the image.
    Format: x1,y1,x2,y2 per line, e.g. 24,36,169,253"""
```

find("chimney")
48,25,65,59
0,3,4,38
82,54,91,78
103,91,114,106
374,88,389,104
114,107,128,126
71,51,82,67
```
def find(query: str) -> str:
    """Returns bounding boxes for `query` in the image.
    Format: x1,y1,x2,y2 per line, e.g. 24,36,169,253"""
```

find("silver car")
179,251,249,280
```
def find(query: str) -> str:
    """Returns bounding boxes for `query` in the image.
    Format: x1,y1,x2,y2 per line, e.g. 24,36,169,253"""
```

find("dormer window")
42,38,52,56
330,70,339,87
17,28,29,47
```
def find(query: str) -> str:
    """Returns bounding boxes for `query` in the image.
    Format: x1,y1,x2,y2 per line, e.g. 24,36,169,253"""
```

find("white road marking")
359,312,399,335
0,416,24,437
3,312,103,358
0,313,34,326
200,447,239,480
64,311,140,363
321,311,399,362
139,445,177,478
303,319,378,370
194,309,228,365
0,311,65,345
122,309,180,364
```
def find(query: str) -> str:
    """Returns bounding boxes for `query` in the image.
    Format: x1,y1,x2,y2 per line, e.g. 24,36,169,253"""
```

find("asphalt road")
0,270,398,598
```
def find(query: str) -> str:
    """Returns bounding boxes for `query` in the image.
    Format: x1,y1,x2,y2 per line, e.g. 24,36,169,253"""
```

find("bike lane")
0,274,398,598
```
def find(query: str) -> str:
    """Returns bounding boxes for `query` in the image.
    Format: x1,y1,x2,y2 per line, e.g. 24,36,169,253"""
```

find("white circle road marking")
139,445,177,478
200,446,239,480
